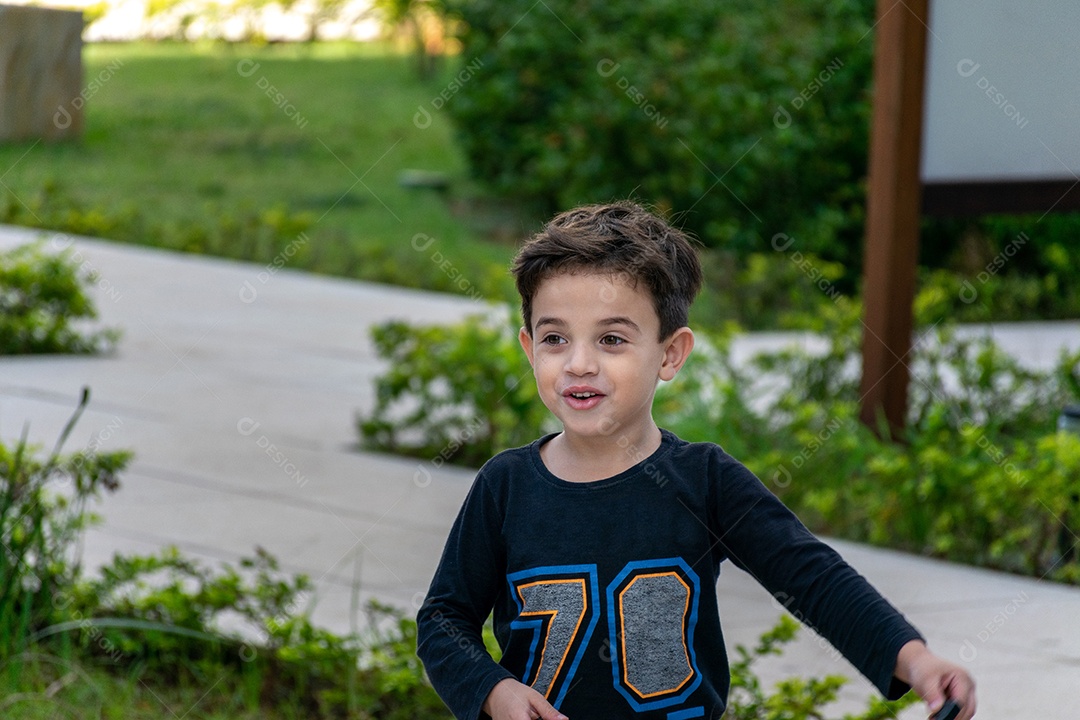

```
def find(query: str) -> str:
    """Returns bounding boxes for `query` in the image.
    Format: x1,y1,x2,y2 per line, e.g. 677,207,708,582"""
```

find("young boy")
416,202,976,720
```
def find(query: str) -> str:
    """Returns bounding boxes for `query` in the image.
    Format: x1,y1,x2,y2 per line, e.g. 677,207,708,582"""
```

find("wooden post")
858,0,930,436
0,4,84,141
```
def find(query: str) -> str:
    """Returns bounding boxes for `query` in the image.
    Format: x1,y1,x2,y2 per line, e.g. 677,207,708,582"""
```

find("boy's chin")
558,418,626,441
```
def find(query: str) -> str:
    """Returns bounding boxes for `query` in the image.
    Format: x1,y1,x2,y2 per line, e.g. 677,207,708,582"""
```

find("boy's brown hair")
512,201,703,341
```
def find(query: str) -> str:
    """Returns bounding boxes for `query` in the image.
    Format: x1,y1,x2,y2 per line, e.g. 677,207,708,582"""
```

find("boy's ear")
518,326,535,367
659,327,694,382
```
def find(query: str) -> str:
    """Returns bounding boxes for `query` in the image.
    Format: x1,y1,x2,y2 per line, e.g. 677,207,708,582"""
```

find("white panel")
921,0,1080,182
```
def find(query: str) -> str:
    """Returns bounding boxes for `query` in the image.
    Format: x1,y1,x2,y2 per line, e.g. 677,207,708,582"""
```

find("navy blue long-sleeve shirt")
417,429,922,719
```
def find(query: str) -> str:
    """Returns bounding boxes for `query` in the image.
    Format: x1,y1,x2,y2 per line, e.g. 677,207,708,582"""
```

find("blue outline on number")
512,618,544,686
506,564,600,710
606,557,702,711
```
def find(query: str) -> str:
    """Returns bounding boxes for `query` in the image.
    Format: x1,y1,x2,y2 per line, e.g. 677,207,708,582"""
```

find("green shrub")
56,547,451,719
440,0,1080,319
0,182,315,271
690,249,853,332
0,241,122,355
920,212,1080,321
1,387,450,718
665,301,1080,579
357,312,555,466
441,0,876,269
0,388,131,660
358,302,1080,583
724,615,917,720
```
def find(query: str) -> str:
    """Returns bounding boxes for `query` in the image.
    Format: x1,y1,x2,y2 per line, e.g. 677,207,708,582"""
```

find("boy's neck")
540,421,662,483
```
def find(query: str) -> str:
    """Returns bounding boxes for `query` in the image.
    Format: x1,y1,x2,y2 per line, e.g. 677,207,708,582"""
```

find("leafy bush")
920,212,1080,322
439,0,1080,321
441,0,876,268
56,547,451,719
357,312,554,466
0,181,315,271
0,241,122,355
0,177,525,313
664,301,1080,580
0,388,130,660
724,615,916,720
358,303,1080,582
2,391,450,718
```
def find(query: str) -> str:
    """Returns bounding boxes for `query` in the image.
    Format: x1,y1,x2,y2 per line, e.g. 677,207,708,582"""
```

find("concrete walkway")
1,225,1078,718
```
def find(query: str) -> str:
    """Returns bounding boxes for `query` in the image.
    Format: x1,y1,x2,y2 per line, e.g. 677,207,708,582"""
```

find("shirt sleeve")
416,467,516,720
709,451,923,700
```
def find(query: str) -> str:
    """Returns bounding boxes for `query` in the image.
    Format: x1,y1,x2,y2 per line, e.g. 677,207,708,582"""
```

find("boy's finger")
944,671,976,720
933,674,976,720
923,690,945,716
955,682,977,720
531,697,568,720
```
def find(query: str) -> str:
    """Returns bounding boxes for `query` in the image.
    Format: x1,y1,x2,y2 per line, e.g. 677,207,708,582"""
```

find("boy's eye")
600,335,625,346
541,334,566,346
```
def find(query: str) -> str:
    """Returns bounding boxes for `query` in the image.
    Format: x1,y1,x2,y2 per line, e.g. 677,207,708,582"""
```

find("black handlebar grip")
933,700,961,720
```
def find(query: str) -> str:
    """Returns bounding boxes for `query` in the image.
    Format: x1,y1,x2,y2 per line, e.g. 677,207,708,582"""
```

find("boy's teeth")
571,392,596,398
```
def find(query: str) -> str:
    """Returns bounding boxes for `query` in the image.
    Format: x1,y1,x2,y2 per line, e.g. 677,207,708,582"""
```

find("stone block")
0,4,84,141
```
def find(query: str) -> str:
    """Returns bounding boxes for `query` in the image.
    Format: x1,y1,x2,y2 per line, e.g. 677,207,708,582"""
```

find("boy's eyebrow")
534,316,642,333
534,316,566,329
598,316,642,333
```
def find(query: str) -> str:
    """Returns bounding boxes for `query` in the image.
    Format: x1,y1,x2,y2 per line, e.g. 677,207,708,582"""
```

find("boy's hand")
894,640,976,719
482,678,568,720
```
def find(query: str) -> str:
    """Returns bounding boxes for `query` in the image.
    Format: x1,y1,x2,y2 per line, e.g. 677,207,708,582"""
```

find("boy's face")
518,271,693,443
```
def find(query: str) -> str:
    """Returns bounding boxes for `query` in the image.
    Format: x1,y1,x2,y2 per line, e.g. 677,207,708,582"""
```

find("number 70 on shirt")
507,558,703,713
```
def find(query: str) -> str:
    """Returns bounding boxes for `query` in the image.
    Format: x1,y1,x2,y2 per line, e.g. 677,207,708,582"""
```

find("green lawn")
0,42,521,303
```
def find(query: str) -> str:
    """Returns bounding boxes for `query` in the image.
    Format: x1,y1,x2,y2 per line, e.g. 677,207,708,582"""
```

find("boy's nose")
565,344,599,376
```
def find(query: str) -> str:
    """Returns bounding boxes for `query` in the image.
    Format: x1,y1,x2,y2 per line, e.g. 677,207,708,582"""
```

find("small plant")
724,615,917,719
442,0,877,270
358,303,1080,584
0,241,122,355
0,182,316,273
2,388,450,717
0,388,131,661
58,549,452,718
357,312,555,466
671,301,1080,579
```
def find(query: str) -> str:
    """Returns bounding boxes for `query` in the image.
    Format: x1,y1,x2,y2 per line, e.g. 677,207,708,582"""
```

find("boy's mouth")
562,386,605,410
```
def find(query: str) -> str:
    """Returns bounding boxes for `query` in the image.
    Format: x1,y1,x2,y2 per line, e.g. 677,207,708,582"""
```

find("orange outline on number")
515,577,589,698
617,571,692,698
